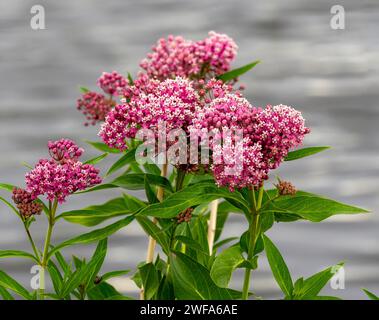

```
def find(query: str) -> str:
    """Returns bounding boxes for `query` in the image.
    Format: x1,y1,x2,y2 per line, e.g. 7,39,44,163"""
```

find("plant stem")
23,222,40,262
242,185,264,300
141,163,168,300
207,199,219,255
39,198,58,299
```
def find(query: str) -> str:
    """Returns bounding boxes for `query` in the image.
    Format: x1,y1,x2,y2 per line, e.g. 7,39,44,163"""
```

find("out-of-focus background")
0,0,378,300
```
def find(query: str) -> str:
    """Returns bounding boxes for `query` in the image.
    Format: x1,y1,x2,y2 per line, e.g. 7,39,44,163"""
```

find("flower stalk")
242,185,264,300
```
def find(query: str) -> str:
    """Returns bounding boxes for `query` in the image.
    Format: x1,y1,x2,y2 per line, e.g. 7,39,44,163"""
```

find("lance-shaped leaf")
0,270,31,300
363,289,379,300
47,215,134,259
210,246,245,287
0,250,38,263
170,251,241,300
264,193,368,222
139,263,160,300
139,182,249,218
79,173,173,194
217,60,260,82
85,140,121,154
83,153,108,165
285,146,330,161
136,216,170,254
293,263,343,299
0,183,15,192
58,195,144,226
263,235,293,298
106,147,137,176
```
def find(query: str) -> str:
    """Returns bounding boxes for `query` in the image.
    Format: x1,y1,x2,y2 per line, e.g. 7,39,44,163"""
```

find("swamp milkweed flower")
25,139,101,203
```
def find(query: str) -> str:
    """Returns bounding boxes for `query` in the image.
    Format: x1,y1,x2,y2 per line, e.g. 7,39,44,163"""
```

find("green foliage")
217,60,260,82
285,146,330,161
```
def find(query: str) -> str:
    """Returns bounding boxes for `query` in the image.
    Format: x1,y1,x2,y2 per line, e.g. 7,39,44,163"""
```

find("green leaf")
0,250,38,263
47,260,63,296
143,163,161,175
263,235,293,298
210,246,245,288
293,263,343,299
285,146,330,161
80,173,173,194
363,289,379,300
85,140,121,154
175,235,209,255
87,282,121,300
83,153,108,165
0,285,14,300
265,193,369,222
0,270,31,299
101,270,130,282
106,147,137,176
217,60,260,82
144,176,158,204
83,239,108,290
136,216,170,254
59,196,142,226
79,86,90,93
213,237,239,250
127,72,134,85
0,183,15,192
139,182,249,218
170,251,241,300
139,263,160,300
47,215,134,259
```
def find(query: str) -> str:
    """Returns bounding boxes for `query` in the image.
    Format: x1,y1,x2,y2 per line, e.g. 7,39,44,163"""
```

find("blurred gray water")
0,0,378,300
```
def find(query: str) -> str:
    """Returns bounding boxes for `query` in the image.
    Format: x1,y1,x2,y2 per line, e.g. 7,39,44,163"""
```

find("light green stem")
242,185,264,300
39,199,58,299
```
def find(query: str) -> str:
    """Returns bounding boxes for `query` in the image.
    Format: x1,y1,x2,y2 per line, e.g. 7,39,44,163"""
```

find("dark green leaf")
0,250,38,263
144,176,158,204
139,263,160,300
263,235,293,298
136,216,170,254
83,153,108,165
106,148,137,176
59,196,142,226
0,285,14,300
363,289,379,300
85,140,121,154
101,270,130,282
0,270,31,299
175,235,209,255
87,282,121,300
265,193,369,222
217,60,260,82
210,246,245,287
285,146,330,161
138,182,249,218
294,263,343,299
47,215,134,259
170,252,241,300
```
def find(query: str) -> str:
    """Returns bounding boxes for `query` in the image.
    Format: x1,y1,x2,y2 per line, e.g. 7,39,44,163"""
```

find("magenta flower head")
99,77,201,151
192,95,310,190
140,35,197,80
194,31,238,75
48,138,84,163
77,91,115,126
139,32,238,80
97,71,128,96
26,139,101,203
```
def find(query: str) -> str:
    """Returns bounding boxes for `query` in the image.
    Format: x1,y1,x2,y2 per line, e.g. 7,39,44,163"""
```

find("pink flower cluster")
97,71,128,96
192,95,310,190
77,92,115,126
25,139,101,203
140,31,237,80
99,77,201,151
77,71,128,126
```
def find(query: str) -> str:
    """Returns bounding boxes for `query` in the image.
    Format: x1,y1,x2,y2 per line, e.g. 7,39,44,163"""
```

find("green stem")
23,222,40,262
39,199,58,299
242,185,264,300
